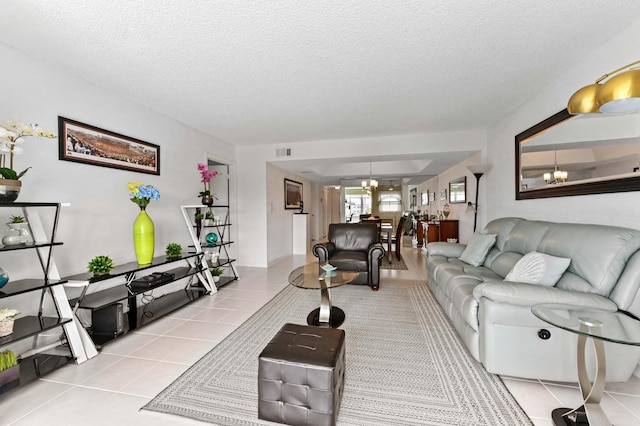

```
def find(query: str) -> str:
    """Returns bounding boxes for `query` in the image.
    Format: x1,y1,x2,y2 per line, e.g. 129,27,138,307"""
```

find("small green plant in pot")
0,349,17,372
0,349,19,391
211,267,223,283
87,255,115,276
165,243,183,260
8,215,26,224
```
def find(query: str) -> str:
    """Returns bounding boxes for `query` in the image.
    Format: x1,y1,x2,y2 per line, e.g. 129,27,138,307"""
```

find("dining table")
380,223,393,263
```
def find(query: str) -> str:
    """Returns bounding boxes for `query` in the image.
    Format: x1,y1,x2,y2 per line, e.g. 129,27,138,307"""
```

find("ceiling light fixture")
361,163,378,193
567,59,640,115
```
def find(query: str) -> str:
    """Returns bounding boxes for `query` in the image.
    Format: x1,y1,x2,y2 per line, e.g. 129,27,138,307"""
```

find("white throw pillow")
459,233,497,267
505,251,571,287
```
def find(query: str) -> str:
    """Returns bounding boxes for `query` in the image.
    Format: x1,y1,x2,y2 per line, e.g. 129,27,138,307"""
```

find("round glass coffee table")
532,303,640,426
288,263,359,327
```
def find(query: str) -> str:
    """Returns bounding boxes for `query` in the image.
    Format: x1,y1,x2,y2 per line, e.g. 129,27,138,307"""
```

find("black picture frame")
284,178,303,209
58,116,160,175
421,191,429,206
515,108,640,200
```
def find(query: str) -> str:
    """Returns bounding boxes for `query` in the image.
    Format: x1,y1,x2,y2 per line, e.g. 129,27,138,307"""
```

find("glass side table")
288,263,359,327
532,303,640,426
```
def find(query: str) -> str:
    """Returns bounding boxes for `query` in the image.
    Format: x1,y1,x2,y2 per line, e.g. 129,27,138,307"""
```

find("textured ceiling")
2,1,640,183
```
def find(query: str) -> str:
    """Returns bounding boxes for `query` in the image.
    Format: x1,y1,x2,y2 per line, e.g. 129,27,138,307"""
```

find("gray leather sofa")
313,223,385,290
426,217,640,382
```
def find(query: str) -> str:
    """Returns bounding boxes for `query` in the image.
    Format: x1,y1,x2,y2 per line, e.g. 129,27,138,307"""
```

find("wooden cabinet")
415,219,425,247
425,220,459,243
438,220,459,242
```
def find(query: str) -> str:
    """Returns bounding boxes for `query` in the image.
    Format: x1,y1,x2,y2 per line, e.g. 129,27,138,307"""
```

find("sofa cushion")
537,223,640,296
485,251,523,278
459,233,497,267
502,220,550,255
505,251,571,287
330,251,367,272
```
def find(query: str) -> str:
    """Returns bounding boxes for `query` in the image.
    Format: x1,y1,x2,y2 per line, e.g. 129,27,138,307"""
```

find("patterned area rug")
143,280,532,425
380,254,409,270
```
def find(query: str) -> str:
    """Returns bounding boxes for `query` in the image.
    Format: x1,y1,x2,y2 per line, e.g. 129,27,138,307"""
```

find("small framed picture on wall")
440,189,447,201
421,192,428,205
284,178,303,209
430,192,436,202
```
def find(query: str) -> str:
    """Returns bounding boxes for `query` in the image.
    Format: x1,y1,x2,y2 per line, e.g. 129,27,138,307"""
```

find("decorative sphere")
205,233,219,246
0,267,9,289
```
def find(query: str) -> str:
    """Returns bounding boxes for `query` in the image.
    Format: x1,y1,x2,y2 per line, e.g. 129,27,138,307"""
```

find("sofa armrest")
426,242,466,258
472,280,618,311
367,242,385,287
312,242,335,263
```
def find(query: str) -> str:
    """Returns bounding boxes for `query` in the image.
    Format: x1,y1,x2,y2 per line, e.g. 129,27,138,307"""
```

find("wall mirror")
449,177,467,203
516,108,640,199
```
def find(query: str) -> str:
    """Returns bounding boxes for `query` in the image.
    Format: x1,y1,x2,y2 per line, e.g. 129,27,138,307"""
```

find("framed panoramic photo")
58,117,160,175
284,178,303,209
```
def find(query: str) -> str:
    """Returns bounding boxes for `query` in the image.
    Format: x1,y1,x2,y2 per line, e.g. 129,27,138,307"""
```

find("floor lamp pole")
472,173,483,233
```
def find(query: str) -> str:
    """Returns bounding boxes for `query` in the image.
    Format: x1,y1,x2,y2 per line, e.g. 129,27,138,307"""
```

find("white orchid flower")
0,119,56,177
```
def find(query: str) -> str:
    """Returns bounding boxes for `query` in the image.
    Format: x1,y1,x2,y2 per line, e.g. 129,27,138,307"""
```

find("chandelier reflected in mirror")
543,151,568,184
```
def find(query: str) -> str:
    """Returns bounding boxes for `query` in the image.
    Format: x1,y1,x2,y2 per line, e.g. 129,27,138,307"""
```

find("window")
345,190,372,217
378,191,401,212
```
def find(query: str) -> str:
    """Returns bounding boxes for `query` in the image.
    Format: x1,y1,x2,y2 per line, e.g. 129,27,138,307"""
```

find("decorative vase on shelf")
2,222,31,246
0,180,21,203
201,195,214,206
0,319,15,337
133,207,154,265
201,182,214,206
0,267,9,289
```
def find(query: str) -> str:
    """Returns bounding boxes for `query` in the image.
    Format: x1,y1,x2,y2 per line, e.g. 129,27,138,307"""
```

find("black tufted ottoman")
258,323,346,426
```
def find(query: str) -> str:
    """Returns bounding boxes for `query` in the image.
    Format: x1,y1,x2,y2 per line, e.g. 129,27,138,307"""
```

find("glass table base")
307,306,345,328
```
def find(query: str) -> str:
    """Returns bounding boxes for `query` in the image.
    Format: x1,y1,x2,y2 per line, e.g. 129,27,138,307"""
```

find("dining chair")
381,216,406,261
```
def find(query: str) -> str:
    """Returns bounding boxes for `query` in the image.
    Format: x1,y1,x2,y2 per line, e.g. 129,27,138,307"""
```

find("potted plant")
165,243,183,260
8,215,25,224
211,267,223,283
87,255,115,276
0,349,19,393
197,163,219,206
203,211,215,226
0,308,19,337
0,120,56,203
2,215,31,246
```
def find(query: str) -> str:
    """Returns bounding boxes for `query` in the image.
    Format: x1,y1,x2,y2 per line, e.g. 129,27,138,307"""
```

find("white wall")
264,163,312,265
485,19,640,229
0,44,236,285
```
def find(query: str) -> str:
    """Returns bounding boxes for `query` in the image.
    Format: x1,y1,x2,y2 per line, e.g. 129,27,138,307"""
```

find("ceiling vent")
276,148,291,157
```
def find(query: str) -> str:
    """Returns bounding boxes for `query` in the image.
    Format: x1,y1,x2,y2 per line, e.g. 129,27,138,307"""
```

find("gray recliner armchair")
313,223,385,291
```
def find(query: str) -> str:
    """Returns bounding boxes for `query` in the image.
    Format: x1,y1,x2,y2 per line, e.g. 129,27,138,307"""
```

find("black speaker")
91,303,125,336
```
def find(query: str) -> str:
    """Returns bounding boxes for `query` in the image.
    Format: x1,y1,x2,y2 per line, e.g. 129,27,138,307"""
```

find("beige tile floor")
1,245,639,425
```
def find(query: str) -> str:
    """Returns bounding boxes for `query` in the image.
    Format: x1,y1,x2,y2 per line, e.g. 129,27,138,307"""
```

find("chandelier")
543,151,568,184
361,162,378,193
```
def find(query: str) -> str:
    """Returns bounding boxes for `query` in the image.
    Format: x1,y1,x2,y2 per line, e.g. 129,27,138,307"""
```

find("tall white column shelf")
181,204,239,288
292,213,309,255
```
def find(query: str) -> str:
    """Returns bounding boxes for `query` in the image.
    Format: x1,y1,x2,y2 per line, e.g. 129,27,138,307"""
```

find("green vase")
133,207,154,265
